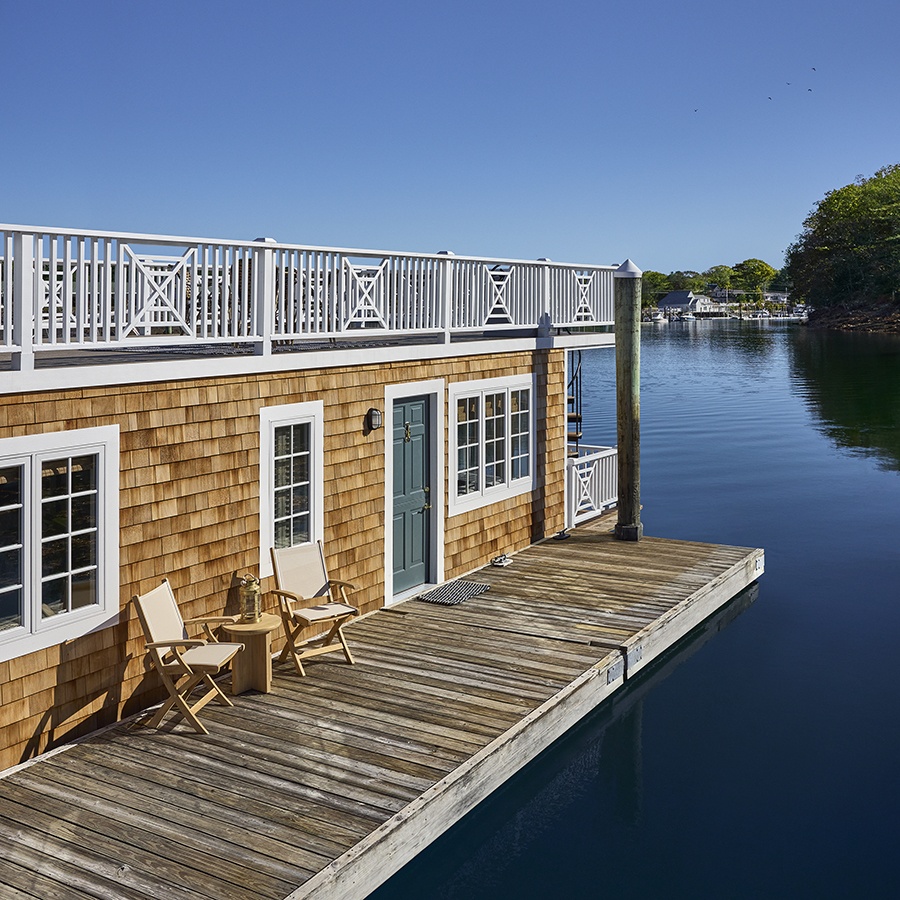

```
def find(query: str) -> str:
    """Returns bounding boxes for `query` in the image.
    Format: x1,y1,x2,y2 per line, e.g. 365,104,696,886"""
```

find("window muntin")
452,379,533,509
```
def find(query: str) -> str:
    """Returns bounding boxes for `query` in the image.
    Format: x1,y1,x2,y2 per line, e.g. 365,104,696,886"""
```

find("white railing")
566,445,618,529
0,225,616,370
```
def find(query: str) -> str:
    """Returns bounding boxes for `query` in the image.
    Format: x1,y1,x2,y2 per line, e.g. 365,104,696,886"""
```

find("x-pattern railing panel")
342,258,389,330
121,246,195,337
567,446,618,528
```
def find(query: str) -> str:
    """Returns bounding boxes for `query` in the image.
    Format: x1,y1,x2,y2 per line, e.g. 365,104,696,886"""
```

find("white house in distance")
657,290,723,316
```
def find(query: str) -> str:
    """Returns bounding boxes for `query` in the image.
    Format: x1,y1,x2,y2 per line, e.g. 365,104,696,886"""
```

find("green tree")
703,265,736,292
785,164,900,308
733,258,777,292
640,270,671,309
667,270,705,292
769,267,792,292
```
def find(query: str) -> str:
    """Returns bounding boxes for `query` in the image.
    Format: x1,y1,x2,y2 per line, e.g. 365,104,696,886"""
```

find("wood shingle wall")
0,349,566,770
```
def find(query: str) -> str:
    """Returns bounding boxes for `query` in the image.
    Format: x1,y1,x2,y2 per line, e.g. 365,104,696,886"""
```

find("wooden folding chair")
270,542,359,676
133,579,243,734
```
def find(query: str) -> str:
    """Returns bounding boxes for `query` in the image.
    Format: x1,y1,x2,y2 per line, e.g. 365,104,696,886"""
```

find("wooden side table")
221,613,282,695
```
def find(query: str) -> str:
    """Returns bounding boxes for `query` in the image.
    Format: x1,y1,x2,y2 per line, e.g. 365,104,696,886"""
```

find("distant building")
658,291,720,314
708,287,792,305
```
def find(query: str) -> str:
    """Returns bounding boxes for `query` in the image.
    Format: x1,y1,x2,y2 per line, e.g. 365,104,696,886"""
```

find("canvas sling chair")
133,579,244,734
270,541,358,676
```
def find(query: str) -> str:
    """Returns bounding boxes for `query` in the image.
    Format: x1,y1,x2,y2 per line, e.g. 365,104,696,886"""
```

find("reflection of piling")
602,698,644,825
614,260,643,541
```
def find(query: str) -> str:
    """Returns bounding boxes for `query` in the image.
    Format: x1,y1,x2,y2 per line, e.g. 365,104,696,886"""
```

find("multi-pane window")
0,465,24,633
484,392,506,488
0,454,102,633
273,422,311,549
456,396,481,496
454,381,532,505
510,389,531,480
41,455,99,617
260,401,323,575
0,427,117,662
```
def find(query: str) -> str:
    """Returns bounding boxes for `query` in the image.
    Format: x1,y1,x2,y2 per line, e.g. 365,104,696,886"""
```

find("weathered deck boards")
0,515,763,900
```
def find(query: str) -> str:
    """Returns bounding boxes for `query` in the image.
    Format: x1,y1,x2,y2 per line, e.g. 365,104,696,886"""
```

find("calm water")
374,320,900,899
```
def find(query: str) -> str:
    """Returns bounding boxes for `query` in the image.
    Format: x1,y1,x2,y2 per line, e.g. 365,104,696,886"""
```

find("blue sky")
2,0,898,274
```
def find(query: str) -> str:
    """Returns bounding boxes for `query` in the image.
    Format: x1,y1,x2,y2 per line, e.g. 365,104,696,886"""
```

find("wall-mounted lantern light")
366,408,383,431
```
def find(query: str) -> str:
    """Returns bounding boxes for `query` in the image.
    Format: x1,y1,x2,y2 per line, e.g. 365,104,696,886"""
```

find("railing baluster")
11,232,36,370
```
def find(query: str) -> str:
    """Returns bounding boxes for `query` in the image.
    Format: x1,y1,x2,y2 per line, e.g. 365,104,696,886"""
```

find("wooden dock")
0,514,763,900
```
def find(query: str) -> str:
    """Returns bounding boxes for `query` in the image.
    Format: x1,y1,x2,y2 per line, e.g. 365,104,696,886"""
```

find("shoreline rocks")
808,302,900,334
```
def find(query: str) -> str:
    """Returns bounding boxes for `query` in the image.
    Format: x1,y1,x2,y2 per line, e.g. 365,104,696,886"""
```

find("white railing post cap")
614,259,642,278
254,236,277,243
437,249,455,256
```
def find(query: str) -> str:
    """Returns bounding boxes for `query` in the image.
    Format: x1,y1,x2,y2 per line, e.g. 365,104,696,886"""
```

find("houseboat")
0,223,621,770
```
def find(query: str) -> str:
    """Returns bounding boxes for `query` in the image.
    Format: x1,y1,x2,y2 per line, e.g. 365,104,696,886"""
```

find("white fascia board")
1,335,610,396
549,332,616,350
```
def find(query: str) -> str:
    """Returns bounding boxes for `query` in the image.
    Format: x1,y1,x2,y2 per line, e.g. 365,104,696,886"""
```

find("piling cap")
614,258,642,278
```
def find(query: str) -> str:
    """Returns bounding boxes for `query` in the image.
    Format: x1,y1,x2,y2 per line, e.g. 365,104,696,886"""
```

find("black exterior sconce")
366,408,383,431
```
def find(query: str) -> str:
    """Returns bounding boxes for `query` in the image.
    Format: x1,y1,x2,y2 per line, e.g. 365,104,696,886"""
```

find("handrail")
566,445,618,528
0,222,616,270
0,224,617,371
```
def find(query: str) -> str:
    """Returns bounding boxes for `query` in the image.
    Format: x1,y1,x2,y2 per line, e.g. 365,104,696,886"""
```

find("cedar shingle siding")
0,349,566,770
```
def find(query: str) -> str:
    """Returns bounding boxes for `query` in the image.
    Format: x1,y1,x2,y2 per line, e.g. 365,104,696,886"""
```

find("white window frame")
448,375,535,516
259,400,324,578
0,426,119,664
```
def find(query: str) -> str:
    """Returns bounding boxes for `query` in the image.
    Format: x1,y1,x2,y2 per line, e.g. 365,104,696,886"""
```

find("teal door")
393,396,431,593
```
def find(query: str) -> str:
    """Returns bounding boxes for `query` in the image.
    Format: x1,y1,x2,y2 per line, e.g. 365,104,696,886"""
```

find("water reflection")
372,584,758,900
789,329,900,471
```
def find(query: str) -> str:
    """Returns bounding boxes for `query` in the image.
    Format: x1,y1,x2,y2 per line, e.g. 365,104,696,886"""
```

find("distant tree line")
785,164,900,309
640,258,784,309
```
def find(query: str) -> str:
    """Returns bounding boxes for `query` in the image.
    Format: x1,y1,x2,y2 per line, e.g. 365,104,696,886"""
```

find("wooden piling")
614,259,643,541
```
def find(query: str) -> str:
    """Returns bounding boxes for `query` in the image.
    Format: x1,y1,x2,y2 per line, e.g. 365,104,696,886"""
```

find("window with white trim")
259,401,324,577
0,426,119,663
450,377,533,513
273,421,312,548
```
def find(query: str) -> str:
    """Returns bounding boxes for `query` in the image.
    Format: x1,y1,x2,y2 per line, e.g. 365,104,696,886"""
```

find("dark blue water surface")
373,320,900,899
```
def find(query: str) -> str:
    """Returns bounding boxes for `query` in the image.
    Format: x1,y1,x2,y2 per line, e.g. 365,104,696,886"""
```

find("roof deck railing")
0,225,615,371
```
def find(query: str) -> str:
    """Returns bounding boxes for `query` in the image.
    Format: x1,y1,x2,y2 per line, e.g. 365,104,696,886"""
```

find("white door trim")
383,380,445,605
